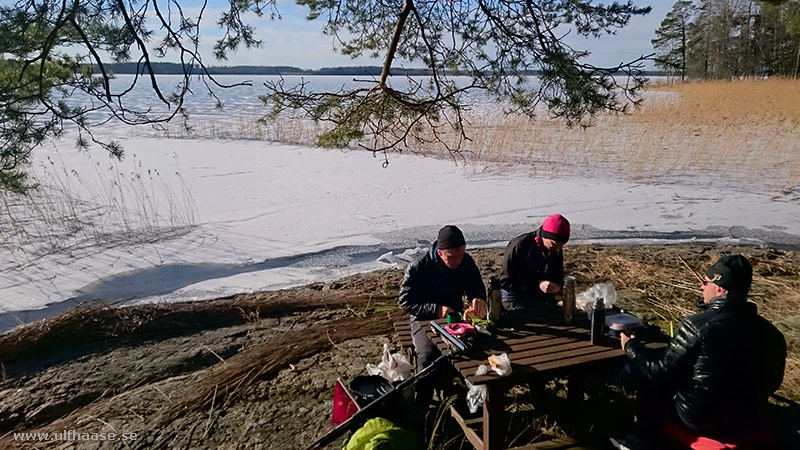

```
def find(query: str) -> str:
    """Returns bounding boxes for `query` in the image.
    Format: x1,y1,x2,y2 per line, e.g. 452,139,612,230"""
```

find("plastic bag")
377,247,427,266
366,343,413,382
466,380,488,414
575,282,617,312
487,353,512,376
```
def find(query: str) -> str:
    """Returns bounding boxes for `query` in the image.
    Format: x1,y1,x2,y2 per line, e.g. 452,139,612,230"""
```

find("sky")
179,1,671,69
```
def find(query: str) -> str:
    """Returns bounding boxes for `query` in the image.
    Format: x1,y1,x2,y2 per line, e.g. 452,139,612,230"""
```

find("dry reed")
0,291,394,370
155,310,399,422
458,78,800,193
0,152,199,277
136,78,800,196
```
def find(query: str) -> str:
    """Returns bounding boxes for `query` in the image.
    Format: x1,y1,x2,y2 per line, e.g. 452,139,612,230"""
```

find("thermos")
562,276,576,324
590,298,605,344
488,276,503,322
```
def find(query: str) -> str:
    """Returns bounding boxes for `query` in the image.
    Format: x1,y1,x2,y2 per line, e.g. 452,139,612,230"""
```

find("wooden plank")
393,318,415,366
507,437,597,449
533,347,623,372
452,339,594,371
487,326,588,344
484,384,505,450
468,346,623,384
510,343,614,367
424,313,624,381
395,327,412,337
461,334,583,356
453,340,618,374
427,325,588,357
450,405,484,450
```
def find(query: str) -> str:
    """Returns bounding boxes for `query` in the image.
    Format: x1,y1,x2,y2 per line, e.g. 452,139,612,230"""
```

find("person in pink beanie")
498,214,570,310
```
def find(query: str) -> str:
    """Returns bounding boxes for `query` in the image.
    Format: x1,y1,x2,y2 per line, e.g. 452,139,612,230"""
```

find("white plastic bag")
487,353,512,376
466,380,488,414
575,282,617,312
376,247,427,266
366,343,413,382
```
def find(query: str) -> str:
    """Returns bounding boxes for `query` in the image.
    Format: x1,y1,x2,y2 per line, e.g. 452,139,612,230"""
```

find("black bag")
348,375,392,407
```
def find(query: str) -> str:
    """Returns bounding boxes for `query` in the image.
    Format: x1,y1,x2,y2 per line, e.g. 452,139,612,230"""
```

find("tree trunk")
380,0,414,90
681,22,687,81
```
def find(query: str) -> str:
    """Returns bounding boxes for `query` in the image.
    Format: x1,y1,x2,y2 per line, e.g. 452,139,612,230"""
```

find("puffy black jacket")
398,244,486,321
625,295,787,442
498,229,564,302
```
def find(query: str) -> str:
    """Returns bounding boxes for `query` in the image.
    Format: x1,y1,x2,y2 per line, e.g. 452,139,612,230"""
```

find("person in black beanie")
398,225,487,405
619,255,787,448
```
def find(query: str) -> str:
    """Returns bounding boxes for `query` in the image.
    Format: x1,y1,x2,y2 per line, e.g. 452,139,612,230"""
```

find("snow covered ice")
2,135,799,332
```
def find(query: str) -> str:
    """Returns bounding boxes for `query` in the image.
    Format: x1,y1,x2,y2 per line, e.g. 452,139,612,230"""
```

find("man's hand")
439,305,454,318
620,331,634,351
463,298,488,320
539,280,562,294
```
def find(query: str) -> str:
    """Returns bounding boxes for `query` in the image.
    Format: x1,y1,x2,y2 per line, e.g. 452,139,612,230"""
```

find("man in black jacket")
498,214,570,310
399,225,487,371
621,255,787,446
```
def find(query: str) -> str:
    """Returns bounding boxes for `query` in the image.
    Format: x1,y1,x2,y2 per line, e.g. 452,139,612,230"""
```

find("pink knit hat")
540,214,570,243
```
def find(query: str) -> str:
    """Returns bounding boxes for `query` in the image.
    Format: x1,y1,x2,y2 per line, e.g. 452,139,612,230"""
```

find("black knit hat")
437,225,466,250
705,255,752,294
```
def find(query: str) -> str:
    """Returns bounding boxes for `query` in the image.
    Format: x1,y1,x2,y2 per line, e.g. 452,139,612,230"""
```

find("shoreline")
1,242,798,449
4,228,799,335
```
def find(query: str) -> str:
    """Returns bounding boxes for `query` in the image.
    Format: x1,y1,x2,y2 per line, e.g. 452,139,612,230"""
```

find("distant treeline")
654,1,800,80
98,63,436,76
96,62,670,77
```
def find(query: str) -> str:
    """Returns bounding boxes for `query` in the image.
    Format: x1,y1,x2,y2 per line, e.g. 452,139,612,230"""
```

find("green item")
470,317,493,327
342,417,420,450
446,311,462,324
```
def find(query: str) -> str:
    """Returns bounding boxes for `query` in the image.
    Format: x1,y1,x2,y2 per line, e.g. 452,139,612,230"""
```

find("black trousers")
409,319,442,408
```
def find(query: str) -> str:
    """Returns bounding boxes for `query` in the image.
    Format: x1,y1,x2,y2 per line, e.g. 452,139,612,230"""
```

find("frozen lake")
1,133,798,333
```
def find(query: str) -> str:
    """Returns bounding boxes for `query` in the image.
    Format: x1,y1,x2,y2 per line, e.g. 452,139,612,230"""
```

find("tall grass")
0,152,198,273
137,78,800,195
458,78,800,194
132,112,326,146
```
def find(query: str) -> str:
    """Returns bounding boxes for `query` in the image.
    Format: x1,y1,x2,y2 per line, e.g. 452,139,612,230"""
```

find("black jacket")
498,229,564,302
398,244,486,321
625,295,787,442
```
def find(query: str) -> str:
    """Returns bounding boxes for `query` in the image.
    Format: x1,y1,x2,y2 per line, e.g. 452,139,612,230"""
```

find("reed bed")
139,78,800,196
131,113,326,146
459,78,800,194
7,310,400,449
0,290,394,370
645,78,800,128
154,310,398,421
0,153,198,275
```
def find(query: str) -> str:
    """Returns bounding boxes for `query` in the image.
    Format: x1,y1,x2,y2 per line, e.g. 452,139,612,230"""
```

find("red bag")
330,379,359,428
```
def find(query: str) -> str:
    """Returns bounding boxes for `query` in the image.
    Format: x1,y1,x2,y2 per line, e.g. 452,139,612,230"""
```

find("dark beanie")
705,255,752,294
540,214,570,243
437,225,466,250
